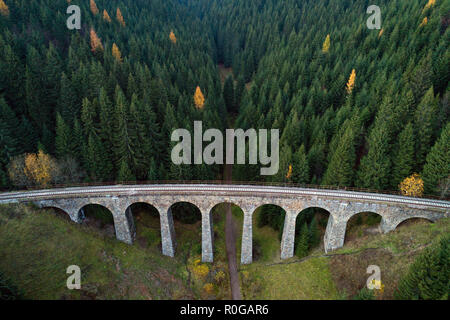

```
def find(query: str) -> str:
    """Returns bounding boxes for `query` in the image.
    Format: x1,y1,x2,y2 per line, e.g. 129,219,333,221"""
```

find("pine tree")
90,0,99,15
112,86,130,170
392,123,415,188
422,123,450,196
295,223,309,258
116,8,126,27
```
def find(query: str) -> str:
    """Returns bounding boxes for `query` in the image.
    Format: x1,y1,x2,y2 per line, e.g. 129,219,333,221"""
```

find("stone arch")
41,206,72,221
344,211,383,244
202,202,245,263
78,203,116,238
251,204,287,260
393,216,434,230
125,202,161,249
297,207,331,251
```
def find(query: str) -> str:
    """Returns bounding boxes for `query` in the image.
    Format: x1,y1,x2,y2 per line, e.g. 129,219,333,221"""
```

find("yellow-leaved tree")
399,173,424,197
90,28,103,52
322,34,330,53
112,43,122,62
378,28,384,38
419,17,428,27
0,0,9,17
117,8,125,27
23,150,58,187
424,0,436,10
169,30,177,44
90,0,99,15
103,9,112,23
346,69,356,94
194,86,205,109
286,164,293,180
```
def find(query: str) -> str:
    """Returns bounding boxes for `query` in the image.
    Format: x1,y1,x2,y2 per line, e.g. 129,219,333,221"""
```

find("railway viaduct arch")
0,184,448,264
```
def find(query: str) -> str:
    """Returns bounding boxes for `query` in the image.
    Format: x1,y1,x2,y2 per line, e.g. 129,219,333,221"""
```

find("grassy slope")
0,204,448,300
239,211,449,300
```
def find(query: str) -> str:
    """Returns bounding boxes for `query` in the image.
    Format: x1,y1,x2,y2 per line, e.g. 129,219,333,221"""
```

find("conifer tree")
112,43,123,63
414,88,438,169
116,8,126,27
103,10,111,23
357,123,391,190
295,223,309,258
90,28,103,52
308,215,320,248
194,86,205,109
392,122,415,188
0,0,9,17
346,69,356,94
55,113,72,159
169,30,177,44
90,0,99,15
323,125,356,187
292,145,309,184
322,34,330,53
422,123,449,196
223,75,235,112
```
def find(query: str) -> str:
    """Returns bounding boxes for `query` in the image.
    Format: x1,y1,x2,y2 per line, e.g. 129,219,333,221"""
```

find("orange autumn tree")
90,28,103,52
169,30,177,44
322,34,330,53
24,150,59,187
90,0,99,15
194,86,205,109
419,17,428,27
112,43,122,62
116,8,125,26
346,69,356,94
103,9,112,23
0,0,9,17
399,173,424,197
424,0,436,10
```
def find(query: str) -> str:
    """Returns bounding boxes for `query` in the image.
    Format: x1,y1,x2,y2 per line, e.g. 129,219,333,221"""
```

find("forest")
0,0,448,199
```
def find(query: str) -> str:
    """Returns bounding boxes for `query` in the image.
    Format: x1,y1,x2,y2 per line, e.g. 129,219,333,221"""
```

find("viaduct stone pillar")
241,206,255,265
324,214,347,253
281,210,299,260
201,209,214,263
111,207,135,245
157,205,177,257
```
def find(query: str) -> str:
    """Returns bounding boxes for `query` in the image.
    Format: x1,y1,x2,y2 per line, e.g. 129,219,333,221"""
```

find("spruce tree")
295,223,309,258
422,123,450,196
392,122,415,189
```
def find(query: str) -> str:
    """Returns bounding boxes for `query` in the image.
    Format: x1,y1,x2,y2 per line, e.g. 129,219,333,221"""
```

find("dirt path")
224,163,242,300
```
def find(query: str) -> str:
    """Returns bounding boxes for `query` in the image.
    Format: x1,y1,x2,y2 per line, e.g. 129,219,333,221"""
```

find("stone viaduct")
0,184,448,264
